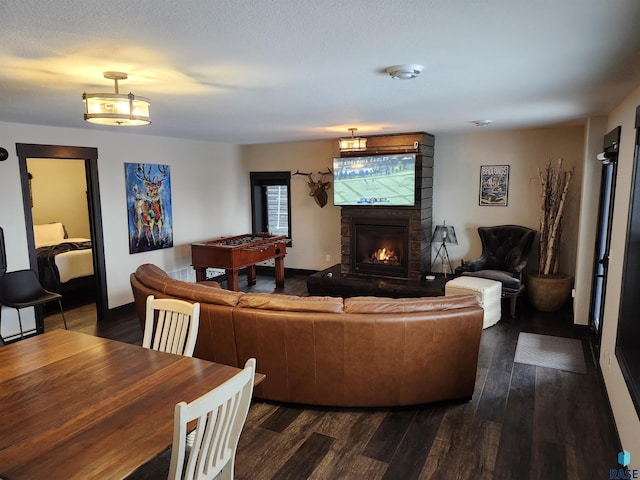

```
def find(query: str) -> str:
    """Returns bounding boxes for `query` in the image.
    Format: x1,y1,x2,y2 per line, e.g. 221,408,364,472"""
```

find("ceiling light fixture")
338,128,367,152
83,71,151,126
470,120,492,127
384,64,424,80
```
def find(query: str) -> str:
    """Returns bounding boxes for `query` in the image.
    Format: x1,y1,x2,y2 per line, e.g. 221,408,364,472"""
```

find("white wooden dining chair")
142,295,201,357
168,358,256,480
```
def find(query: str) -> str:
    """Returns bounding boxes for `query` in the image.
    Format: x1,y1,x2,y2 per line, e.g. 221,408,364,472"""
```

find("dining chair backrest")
0,268,68,341
0,270,52,302
168,358,256,480
142,295,200,357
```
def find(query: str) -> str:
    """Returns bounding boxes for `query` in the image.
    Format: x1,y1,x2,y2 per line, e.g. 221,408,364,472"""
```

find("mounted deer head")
292,168,333,208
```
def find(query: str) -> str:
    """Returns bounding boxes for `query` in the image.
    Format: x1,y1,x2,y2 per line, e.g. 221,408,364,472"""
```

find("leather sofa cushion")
165,281,243,306
134,263,242,306
344,294,479,314
463,270,521,291
238,292,344,313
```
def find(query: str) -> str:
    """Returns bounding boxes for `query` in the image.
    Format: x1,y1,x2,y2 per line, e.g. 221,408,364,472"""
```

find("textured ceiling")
2,0,640,144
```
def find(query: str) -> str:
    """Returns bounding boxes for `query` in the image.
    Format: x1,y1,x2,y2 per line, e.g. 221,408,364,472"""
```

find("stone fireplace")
341,208,429,281
340,132,434,281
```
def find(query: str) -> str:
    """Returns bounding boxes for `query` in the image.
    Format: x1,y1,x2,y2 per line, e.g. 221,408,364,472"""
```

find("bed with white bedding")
34,222,94,294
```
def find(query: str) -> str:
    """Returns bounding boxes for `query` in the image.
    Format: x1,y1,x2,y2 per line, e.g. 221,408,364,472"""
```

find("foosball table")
191,233,287,291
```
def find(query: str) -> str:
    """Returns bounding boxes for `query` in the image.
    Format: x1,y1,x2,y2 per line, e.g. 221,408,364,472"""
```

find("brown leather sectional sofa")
130,263,484,407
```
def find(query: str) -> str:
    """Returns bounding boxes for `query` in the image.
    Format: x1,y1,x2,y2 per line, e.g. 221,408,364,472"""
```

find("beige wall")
434,127,585,277
240,140,342,270
0,124,588,303
0,121,248,314
598,83,640,468
29,158,90,238
240,126,586,278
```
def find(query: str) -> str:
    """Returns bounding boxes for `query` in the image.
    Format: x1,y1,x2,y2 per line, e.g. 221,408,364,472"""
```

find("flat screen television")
332,154,416,206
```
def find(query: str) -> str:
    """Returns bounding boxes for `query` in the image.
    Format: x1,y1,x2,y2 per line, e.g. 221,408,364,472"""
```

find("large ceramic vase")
526,273,572,312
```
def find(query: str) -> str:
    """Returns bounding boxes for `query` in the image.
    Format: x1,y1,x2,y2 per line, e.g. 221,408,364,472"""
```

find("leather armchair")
456,225,536,317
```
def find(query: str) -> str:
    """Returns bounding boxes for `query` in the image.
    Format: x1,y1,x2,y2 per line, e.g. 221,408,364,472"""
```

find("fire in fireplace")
363,247,399,265
352,218,408,277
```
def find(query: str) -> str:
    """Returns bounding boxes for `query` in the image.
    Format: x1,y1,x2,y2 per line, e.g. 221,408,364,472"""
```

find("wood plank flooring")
40,272,620,480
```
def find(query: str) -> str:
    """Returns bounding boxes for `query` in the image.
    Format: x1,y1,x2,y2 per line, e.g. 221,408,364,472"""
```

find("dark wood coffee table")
307,264,453,298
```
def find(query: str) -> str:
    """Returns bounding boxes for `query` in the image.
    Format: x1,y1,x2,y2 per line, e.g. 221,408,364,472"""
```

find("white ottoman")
445,276,502,329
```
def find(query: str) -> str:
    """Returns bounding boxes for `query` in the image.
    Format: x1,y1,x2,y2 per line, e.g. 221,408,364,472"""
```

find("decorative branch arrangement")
537,158,574,276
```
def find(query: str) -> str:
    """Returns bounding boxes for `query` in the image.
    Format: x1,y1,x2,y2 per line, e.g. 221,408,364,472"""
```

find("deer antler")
292,168,332,177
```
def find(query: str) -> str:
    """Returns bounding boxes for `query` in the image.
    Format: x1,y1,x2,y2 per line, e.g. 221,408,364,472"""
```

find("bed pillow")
34,222,66,246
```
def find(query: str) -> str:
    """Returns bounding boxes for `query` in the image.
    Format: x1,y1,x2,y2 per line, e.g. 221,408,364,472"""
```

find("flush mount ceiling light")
470,120,492,127
338,128,367,152
82,71,151,126
384,64,424,80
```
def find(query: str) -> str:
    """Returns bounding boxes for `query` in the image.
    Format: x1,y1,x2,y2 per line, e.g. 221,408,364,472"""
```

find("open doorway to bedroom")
28,158,96,308
17,144,107,324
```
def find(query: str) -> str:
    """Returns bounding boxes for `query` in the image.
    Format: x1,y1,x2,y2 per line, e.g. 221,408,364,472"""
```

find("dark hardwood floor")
42,272,620,480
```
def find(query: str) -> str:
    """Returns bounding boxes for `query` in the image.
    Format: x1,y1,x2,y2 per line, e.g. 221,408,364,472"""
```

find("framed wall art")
479,165,509,206
125,163,174,254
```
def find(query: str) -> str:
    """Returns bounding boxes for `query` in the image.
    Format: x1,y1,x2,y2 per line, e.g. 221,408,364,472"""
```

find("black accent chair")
456,225,536,318
0,226,67,343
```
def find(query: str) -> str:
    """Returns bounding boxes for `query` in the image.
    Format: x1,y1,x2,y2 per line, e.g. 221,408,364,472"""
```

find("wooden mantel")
339,132,434,158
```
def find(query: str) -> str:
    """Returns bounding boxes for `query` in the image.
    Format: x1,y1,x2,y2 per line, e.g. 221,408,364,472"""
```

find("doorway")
589,126,621,351
616,105,640,416
16,144,108,323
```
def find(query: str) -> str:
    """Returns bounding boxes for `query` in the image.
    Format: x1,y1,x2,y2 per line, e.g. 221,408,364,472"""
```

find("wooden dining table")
0,329,248,480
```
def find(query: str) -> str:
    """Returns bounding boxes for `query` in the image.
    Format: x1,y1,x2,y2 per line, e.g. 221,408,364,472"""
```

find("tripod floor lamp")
430,223,458,277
